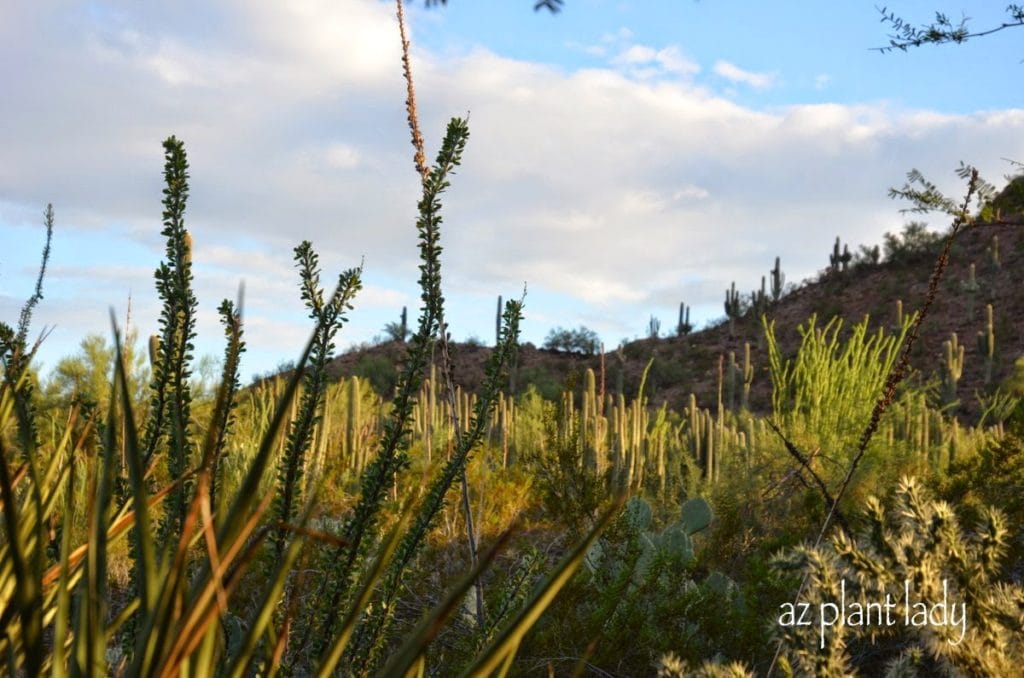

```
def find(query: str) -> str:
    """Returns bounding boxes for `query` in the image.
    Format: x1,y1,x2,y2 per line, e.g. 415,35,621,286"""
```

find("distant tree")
543,325,600,355
882,221,943,265
44,334,114,410
876,5,1024,52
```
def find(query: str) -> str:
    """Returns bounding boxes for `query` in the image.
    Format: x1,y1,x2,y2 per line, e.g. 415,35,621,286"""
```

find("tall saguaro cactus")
677,302,692,336
942,332,964,406
977,303,995,385
724,281,741,337
770,256,785,303
960,262,980,320
829,236,851,273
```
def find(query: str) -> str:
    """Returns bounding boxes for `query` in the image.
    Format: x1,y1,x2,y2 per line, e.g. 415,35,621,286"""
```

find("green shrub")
882,221,943,265
542,325,600,355
353,354,399,396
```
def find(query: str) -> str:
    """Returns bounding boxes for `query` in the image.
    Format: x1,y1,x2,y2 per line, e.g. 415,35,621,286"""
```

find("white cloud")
323,143,362,170
611,44,700,79
713,60,777,89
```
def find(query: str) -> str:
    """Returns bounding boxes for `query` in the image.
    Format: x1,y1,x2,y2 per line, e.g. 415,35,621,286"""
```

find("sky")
2,1,1023,384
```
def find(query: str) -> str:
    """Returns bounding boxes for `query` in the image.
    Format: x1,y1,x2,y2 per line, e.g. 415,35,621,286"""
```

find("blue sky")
3,1,1023,384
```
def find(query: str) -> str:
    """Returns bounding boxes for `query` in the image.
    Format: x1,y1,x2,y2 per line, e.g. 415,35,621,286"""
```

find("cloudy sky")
3,1,1023,382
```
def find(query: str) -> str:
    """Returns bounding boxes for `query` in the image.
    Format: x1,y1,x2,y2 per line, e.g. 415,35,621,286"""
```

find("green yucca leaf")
0,436,43,676
51,447,76,678
70,368,121,676
131,481,209,673
163,477,274,673
379,526,515,677
461,494,626,677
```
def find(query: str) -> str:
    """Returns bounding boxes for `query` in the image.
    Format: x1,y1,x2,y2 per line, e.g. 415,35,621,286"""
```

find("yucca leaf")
50,445,77,678
0,437,42,676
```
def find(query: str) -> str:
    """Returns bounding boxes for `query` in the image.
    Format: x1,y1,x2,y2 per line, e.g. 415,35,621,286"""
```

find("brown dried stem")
396,0,429,182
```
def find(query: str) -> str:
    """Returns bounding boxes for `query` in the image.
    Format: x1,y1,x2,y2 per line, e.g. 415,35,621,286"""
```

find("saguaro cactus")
977,303,995,385
987,235,1001,271
750,276,768,318
770,256,785,303
724,281,741,336
829,236,852,273
942,332,964,406
677,302,692,336
647,315,661,339
741,342,753,411
960,262,980,320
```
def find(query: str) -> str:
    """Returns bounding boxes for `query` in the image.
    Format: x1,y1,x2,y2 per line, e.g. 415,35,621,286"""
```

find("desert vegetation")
3,2,1024,676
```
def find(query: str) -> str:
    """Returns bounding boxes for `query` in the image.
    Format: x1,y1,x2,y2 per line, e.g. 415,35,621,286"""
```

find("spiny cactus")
724,282,741,336
829,236,852,273
977,303,995,385
750,276,768,318
960,262,981,320
723,344,754,413
741,342,753,410
775,477,1023,677
987,234,1000,271
770,255,785,303
648,314,661,339
588,496,713,582
677,302,692,336
941,332,964,407
893,298,904,333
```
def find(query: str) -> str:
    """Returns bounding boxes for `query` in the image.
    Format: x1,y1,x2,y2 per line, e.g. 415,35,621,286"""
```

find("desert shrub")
514,365,562,401
882,220,943,265
353,353,399,396
937,406,1024,570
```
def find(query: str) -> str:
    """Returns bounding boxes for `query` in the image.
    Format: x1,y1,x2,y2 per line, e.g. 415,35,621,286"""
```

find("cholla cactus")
656,653,754,677
775,477,1024,677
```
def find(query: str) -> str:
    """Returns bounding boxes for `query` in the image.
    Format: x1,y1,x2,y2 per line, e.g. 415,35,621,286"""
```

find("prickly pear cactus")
624,495,653,531
658,523,695,564
680,497,713,535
